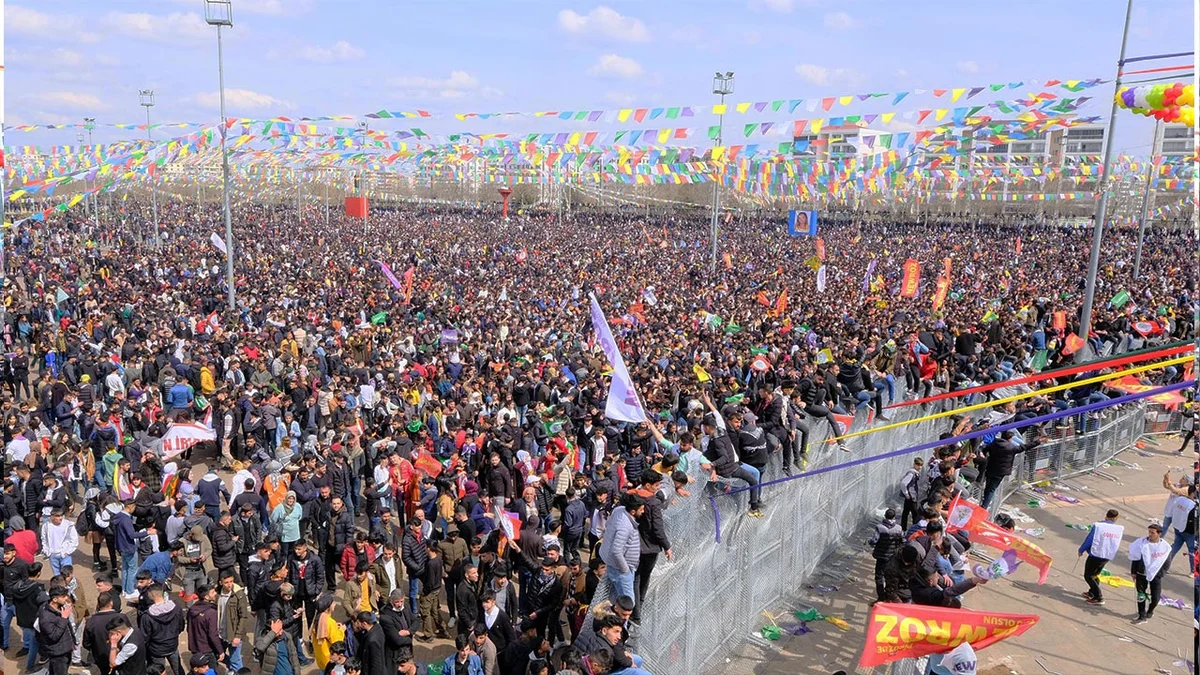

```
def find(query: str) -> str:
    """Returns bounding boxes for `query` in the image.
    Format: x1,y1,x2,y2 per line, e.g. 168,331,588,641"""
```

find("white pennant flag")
210,232,228,254
589,293,647,423
817,265,827,293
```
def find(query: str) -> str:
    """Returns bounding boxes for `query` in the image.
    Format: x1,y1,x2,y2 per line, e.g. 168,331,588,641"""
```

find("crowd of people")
0,193,1193,674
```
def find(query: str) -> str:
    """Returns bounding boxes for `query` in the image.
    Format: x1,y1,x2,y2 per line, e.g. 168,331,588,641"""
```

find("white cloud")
388,71,501,101
277,40,366,63
605,91,637,106
762,0,794,13
104,12,212,45
7,48,119,69
557,6,650,42
588,54,643,79
193,88,291,110
167,0,310,15
823,11,857,30
28,92,109,111
956,60,980,74
6,6,99,42
795,63,865,87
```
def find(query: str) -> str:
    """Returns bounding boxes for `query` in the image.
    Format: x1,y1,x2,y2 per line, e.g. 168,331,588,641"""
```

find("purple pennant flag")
754,102,768,112
588,111,603,122
375,260,403,290
862,258,876,293
681,106,694,117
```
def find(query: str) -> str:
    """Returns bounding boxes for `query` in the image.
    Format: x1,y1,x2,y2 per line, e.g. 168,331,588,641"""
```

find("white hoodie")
41,519,79,557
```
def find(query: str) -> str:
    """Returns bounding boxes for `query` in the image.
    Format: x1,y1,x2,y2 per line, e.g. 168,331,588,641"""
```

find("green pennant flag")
750,346,769,355
880,134,893,149
989,84,1005,92
708,126,720,140
1109,290,1130,308
743,123,757,138
374,110,394,119
1030,349,1048,371
724,322,742,334
370,311,387,325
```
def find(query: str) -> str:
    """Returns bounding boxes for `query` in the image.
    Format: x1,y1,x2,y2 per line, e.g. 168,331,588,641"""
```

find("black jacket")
401,529,429,577
37,604,75,657
139,599,184,657
289,551,325,598
982,439,1026,479
733,423,770,468
378,604,416,657
454,582,480,632
633,489,670,555
84,609,122,672
330,507,356,551
524,570,563,618
484,608,516,654
703,430,740,477
211,523,238,570
355,623,389,675
872,520,905,561
11,578,46,628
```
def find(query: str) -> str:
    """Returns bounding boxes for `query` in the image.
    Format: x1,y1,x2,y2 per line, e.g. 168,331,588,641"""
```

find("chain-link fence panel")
587,397,1151,674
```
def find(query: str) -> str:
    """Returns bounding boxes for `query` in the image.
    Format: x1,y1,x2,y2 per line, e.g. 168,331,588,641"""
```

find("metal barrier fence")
588,396,1155,675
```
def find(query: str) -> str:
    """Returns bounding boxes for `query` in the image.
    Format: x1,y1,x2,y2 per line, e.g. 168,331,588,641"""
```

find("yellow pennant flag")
815,348,834,365
693,364,711,383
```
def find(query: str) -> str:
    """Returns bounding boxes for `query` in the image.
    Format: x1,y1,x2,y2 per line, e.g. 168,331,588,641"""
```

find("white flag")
210,232,228,254
817,265,827,293
589,293,648,423
642,287,658,306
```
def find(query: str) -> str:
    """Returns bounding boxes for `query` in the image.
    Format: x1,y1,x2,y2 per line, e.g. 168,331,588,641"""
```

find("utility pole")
710,71,734,272
84,118,99,230
1078,0,1133,360
139,90,160,247
1132,120,1162,277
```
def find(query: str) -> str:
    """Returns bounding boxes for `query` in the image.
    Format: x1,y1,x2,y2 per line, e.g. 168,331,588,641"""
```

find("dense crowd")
0,195,1194,675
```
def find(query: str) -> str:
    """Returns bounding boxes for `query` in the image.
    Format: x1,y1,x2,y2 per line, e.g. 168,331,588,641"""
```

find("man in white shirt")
6,431,30,465
1077,509,1123,606
41,509,80,576
1129,523,1171,624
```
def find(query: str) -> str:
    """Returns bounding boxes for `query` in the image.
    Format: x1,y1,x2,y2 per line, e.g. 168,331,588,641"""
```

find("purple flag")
375,260,402,290
862,258,876,294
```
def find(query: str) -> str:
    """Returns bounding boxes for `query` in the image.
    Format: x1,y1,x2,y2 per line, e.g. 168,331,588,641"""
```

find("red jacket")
5,530,37,564
340,543,377,581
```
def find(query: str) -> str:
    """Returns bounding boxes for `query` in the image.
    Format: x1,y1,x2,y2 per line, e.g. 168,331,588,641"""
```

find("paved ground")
721,435,1197,675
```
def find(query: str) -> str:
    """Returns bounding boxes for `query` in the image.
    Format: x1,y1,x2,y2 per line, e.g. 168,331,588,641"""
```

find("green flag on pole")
1109,290,1131,308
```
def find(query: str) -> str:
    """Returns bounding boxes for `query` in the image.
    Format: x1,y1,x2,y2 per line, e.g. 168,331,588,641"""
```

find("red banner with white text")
860,603,1039,667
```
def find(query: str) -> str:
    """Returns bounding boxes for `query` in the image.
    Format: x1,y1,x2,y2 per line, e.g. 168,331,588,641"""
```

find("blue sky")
3,0,1195,153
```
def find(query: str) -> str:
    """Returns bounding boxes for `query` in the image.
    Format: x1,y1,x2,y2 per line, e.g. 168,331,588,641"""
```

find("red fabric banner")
1052,311,1066,332
816,237,826,261
947,494,1053,583
860,603,1039,667
901,258,921,298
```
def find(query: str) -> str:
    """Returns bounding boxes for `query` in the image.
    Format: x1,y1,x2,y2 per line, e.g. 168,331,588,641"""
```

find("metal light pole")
1132,119,1162,278
139,90,160,247
710,71,733,272
76,131,88,223
357,121,369,234
205,0,236,311
1078,0,1133,360
83,118,99,229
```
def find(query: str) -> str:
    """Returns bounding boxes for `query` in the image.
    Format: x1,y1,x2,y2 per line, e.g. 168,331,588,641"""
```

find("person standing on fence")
1078,509,1123,606
898,457,924,531
698,393,764,517
979,431,1027,509
870,508,904,603
598,493,644,606
1129,523,1171,625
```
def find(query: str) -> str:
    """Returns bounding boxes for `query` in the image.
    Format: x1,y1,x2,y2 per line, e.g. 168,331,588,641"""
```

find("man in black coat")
37,587,75,675
400,516,429,610
84,592,122,673
455,563,481,635
352,610,390,674
288,539,325,629
980,430,1027,508
139,583,185,675
210,510,239,582
378,589,416,665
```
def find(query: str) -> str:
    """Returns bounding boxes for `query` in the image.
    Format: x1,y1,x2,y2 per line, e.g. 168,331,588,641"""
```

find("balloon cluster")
1116,83,1195,127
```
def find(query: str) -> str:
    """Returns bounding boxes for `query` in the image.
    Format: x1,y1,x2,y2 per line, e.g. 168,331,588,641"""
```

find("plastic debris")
811,585,839,593
1026,499,1044,508
782,621,812,636
1066,523,1090,530
1051,492,1081,504
761,625,782,641
795,608,824,622
1000,508,1036,523
1160,595,1190,610
1098,570,1136,589
1023,528,1046,537
825,616,850,631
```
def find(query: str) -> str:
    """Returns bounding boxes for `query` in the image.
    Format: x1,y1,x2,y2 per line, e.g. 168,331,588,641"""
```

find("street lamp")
139,89,160,247
76,130,90,222
709,71,734,271
204,0,236,312
83,119,101,228
357,121,369,232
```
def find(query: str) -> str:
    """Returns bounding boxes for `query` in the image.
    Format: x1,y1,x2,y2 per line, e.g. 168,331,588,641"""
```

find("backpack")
74,509,90,537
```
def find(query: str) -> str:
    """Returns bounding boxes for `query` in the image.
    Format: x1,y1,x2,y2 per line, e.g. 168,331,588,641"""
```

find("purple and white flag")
589,293,647,423
210,233,227,254
375,260,403,290
862,258,876,294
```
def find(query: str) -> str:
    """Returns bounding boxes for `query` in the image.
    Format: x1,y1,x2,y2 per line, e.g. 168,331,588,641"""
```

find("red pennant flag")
947,494,1053,583
815,237,826,261
1052,311,1066,332
900,258,921,298
1062,333,1085,355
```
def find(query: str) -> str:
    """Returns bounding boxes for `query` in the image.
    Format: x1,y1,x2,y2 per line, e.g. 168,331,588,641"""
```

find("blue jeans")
409,577,420,612
1,596,14,648
612,654,652,675
873,375,895,406
739,463,762,508
23,625,39,669
121,551,140,595
605,567,636,604
50,554,72,577
226,642,243,672
1167,530,1197,570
